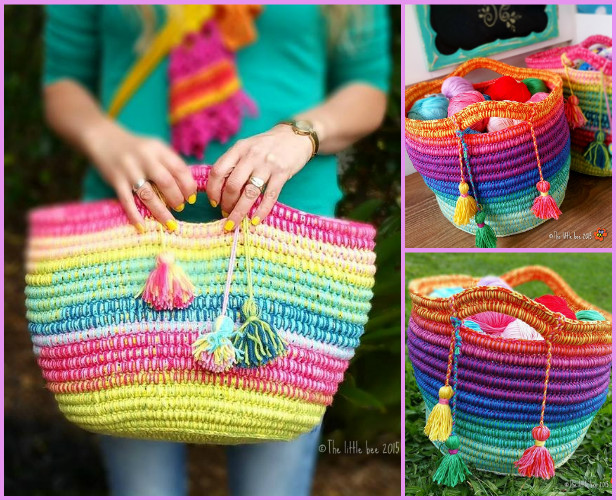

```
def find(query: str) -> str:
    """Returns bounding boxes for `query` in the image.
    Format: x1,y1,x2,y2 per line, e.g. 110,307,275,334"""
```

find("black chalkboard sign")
416,5,559,70
432,5,549,55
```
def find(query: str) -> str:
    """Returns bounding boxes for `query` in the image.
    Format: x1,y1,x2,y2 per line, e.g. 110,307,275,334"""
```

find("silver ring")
248,176,266,190
132,178,148,192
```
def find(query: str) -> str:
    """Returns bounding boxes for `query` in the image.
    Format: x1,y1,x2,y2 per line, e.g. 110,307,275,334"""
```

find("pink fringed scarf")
169,17,258,159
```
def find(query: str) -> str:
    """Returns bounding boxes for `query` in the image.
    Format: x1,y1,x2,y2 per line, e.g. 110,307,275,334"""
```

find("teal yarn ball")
408,94,449,121
576,309,606,321
522,78,548,95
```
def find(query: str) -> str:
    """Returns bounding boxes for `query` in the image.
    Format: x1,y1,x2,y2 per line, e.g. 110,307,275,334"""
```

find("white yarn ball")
501,319,544,341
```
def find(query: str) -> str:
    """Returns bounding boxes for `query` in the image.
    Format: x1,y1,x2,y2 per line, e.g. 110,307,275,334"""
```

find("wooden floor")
404,171,612,248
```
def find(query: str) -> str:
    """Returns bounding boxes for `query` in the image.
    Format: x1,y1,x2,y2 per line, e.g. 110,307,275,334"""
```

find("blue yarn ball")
482,94,492,101
407,94,449,121
578,62,596,71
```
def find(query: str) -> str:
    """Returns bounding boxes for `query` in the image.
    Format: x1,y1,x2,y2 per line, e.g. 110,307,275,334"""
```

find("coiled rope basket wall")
407,266,611,485
25,165,377,444
405,58,570,245
526,35,612,177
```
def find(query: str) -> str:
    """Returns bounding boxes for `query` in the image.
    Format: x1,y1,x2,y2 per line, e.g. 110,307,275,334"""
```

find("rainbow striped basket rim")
407,265,611,476
405,58,571,239
25,165,377,444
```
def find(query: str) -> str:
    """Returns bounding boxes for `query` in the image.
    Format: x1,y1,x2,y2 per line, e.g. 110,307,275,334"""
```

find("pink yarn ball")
441,76,475,98
469,311,516,335
528,92,549,103
448,91,488,132
487,116,521,133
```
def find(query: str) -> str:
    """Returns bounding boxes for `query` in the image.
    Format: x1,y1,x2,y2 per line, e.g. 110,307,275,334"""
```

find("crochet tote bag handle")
448,58,564,128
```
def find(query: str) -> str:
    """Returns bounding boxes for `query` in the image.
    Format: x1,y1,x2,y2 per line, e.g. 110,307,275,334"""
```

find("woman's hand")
83,121,198,232
207,124,313,231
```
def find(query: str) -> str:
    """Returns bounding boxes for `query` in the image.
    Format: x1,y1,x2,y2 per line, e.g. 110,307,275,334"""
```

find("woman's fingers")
219,157,253,218
135,180,178,232
207,141,245,208
157,145,197,205
116,181,145,232
225,169,270,231
250,174,285,225
148,165,186,213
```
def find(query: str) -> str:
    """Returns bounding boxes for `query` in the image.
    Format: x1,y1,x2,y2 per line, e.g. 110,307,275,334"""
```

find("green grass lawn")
405,253,612,496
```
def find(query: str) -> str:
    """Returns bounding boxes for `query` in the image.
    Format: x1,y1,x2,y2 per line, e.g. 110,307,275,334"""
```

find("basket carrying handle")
442,58,564,127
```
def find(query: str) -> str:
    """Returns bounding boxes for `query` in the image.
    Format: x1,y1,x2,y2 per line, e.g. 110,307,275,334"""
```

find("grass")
404,253,612,496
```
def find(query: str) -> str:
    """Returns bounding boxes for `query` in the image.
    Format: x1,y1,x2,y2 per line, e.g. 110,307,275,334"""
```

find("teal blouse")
44,5,390,220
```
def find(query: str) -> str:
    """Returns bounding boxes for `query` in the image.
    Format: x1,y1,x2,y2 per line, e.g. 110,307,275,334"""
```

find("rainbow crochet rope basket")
25,166,376,444
405,59,571,246
526,35,612,177
407,266,611,485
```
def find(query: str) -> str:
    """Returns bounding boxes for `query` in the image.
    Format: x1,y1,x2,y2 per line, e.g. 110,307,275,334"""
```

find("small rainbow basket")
407,266,611,485
526,35,612,176
405,59,570,246
25,165,377,444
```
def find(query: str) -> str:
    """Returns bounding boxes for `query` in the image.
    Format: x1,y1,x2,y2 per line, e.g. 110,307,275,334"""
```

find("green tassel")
232,297,288,367
583,131,612,169
432,436,471,487
474,211,496,248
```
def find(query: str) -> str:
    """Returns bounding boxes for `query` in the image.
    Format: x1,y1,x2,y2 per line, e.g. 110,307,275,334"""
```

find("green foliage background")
4,4,401,447
405,253,612,496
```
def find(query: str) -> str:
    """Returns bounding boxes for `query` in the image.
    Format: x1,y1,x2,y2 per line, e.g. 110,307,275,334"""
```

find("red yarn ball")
531,425,550,441
535,295,576,320
485,76,532,103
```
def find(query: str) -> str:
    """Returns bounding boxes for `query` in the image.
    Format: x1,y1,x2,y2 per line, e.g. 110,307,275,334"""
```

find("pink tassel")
141,252,195,310
531,181,561,220
515,426,555,479
564,95,587,129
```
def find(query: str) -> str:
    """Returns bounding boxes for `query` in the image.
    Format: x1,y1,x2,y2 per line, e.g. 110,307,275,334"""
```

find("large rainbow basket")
25,165,377,444
526,35,612,177
407,266,611,484
405,58,570,242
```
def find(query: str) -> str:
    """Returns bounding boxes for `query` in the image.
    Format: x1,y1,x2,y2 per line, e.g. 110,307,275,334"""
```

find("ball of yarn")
462,127,481,135
486,116,521,133
528,92,549,103
407,94,450,121
485,76,531,103
534,295,576,320
482,94,491,101
463,319,483,333
578,62,596,71
469,311,516,335
429,286,465,298
576,309,606,321
477,275,512,289
522,78,548,95
448,91,488,132
598,47,612,60
501,319,544,340
441,76,475,98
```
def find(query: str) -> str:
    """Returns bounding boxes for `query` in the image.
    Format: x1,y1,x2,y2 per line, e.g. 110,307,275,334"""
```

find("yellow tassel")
453,182,477,225
424,385,454,441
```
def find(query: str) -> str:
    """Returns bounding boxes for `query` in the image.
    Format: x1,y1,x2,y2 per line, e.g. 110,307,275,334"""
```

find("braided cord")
528,109,544,182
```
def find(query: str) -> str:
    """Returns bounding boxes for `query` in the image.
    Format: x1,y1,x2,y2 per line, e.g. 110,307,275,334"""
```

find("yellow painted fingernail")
166,220,178,232
188,193,197,204
224,220,235,231
210,199,218,208
222,211,229,217
251,216,260,226
135,223,145,234
175,203,185,212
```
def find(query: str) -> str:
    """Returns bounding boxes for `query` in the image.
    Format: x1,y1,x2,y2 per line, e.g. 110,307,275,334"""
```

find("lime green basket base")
55,381,325,444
